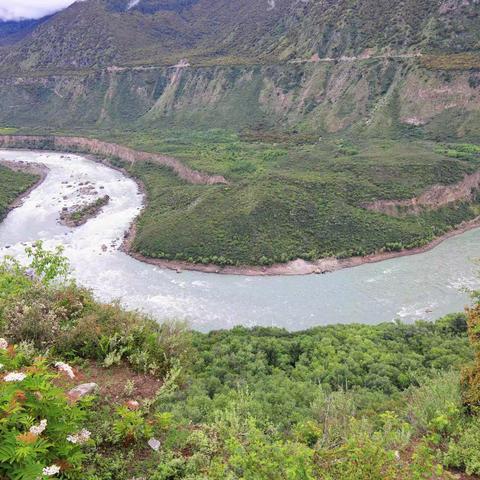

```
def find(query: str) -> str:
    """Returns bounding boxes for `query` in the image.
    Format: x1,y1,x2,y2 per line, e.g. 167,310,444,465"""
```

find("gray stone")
68,383,98,399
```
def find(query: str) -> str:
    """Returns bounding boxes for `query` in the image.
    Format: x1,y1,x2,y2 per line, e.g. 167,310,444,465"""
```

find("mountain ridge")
0,0,479,72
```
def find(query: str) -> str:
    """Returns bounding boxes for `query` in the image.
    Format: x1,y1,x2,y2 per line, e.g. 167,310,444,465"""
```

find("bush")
0,245,190,377
405,371,463,436
4,284,88,350
444,418,480,475
0,340,91,479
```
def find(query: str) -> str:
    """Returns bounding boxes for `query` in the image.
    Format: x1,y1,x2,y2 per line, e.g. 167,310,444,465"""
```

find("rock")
148,438,161,452
68,383,98,399
126,400,140,411
101,244,108,252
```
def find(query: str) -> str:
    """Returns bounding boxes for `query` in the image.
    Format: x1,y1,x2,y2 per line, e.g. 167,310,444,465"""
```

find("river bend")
0,150,478,331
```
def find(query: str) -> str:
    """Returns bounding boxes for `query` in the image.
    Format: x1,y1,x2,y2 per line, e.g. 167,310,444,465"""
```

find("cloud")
0,0,80,21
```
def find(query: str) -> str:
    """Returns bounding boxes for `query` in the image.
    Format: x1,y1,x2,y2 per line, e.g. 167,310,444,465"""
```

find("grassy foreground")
2,244,480,479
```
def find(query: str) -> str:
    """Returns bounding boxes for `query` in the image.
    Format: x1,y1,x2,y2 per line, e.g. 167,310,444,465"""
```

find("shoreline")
0,160,49,219
1,146,480,277
122,216,480,276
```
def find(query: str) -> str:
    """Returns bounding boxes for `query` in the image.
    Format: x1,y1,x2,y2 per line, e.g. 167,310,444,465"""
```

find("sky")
0,0,78,21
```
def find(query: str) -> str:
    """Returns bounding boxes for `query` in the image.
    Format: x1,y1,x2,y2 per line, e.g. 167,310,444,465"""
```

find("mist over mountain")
0,0,77,21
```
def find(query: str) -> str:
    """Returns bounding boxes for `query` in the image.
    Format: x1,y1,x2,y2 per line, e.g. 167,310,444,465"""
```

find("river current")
0,150,478,332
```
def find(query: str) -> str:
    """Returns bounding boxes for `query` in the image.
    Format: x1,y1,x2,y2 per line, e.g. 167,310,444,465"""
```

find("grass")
0,164,38,220
1,127,479,266
98,129,480,266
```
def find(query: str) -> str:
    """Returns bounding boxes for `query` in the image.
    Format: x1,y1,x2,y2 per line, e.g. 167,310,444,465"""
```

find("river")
0,149,478,332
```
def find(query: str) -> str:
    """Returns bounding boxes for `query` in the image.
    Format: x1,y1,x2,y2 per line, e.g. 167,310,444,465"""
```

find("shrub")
316,420,399,480
0,340,91,479
0,245,190,377
112,406,153,445
444,418,480,475
405,371,463,436
461,301,480,409
64,304,190,376
3,284,87,350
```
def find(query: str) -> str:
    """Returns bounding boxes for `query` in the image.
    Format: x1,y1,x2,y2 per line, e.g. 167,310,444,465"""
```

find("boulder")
68,383,98,399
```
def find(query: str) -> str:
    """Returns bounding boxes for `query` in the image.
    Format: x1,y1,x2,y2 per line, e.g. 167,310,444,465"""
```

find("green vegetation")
0,165,38,221
59,195,110,227
1,245,480,478
0,349,89,480
2,0,480,72
103,132,480,266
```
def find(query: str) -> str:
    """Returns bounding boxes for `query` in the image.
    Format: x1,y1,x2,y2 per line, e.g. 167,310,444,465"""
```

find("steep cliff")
0,58,479,138
0,0,478,137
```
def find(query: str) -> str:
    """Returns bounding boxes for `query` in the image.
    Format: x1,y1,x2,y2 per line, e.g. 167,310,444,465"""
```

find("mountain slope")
0,0,478,137
0,0,479,72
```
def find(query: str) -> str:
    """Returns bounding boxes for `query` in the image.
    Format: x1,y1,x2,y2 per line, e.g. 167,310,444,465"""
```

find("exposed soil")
55,360,162,405
366,170,480,216
0,135,227,186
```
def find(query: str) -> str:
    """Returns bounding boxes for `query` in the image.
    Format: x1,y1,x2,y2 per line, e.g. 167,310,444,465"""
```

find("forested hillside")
1,245,480,478
0,0,479,136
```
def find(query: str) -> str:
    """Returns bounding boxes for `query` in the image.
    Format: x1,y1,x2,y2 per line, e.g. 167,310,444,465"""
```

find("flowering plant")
0,340,90,479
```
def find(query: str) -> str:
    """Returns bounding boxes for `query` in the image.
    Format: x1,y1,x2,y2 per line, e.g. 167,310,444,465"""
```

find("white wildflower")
30,419,47,436
42,464,61,476
4,372,26,382
148,437,161,451
67,428,91,445
0,338,8,350
54,361,75,379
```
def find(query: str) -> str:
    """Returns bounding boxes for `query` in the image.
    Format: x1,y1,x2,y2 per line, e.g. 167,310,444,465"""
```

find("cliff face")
366,171,480,216
0,135,227,185
1,59,479,138
0,0,478,137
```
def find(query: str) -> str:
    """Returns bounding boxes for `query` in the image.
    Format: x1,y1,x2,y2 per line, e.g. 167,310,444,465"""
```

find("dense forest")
1,243,480,479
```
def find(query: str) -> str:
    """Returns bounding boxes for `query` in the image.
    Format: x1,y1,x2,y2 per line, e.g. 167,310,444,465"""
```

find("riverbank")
122,215,480,276
0,148,477,329
1,142,480,277
0,135,227,185
0,159,48,218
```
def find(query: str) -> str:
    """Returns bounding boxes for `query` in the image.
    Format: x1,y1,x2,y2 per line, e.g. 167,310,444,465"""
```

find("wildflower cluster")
55,361,75,379
29,419,47,435
0,342,90,479
42,464,61,476
67,428,92,445
3,371,27,382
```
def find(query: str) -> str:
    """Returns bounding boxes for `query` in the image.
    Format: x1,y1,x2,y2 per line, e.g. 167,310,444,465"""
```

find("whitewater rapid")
0,150,478,331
